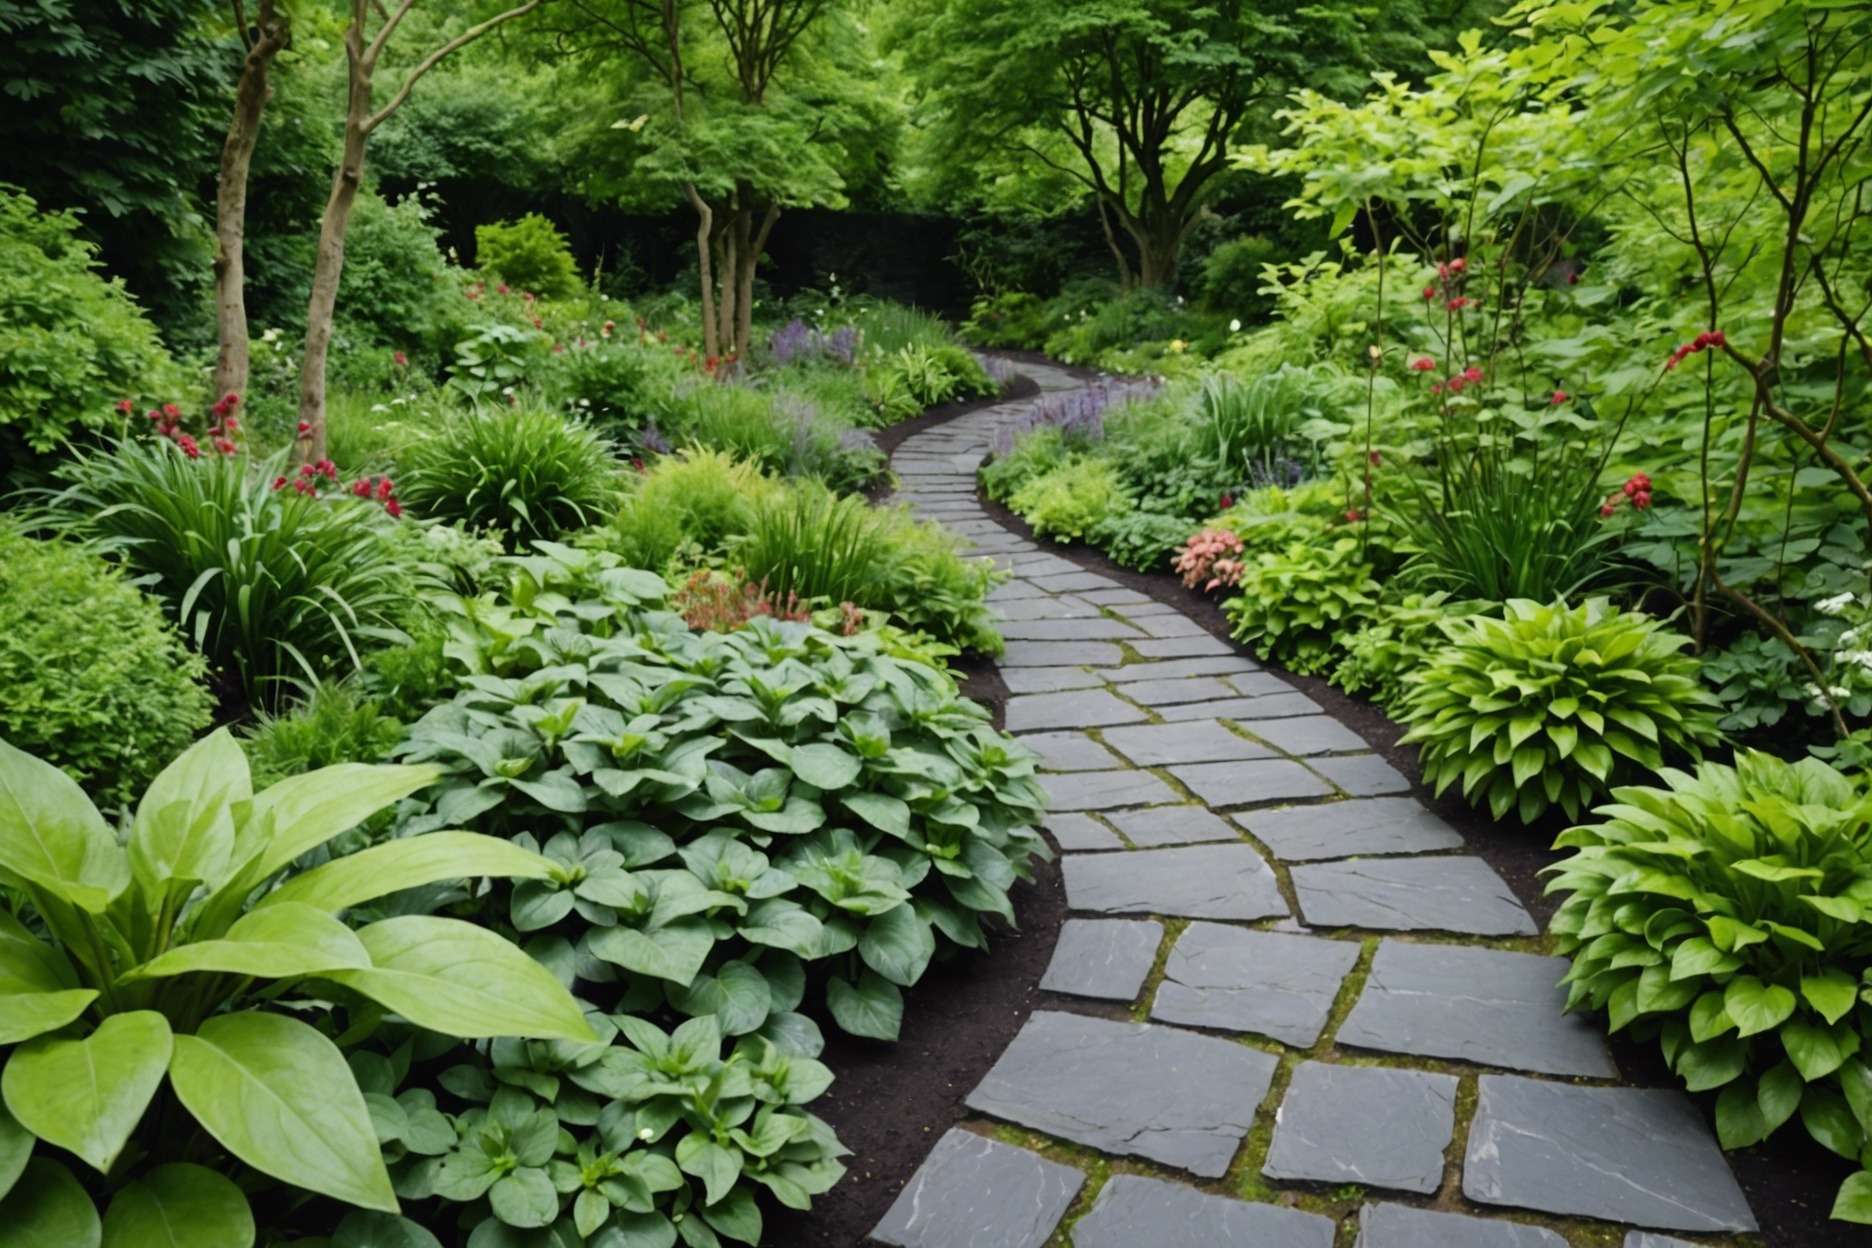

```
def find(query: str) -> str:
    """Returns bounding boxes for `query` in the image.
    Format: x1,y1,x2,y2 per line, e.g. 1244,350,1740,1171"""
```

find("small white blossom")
1816,591,1857,616
1840,650,1872,671
1229,318,1242,333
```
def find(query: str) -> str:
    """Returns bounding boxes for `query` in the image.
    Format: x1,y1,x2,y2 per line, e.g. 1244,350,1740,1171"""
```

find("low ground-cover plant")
0,731,592,1240
1008,458,1130,543
0,528,214,810
1331,591,1488,714
1400,598,1723,823
397,407,621,551
1222,537,1379,676
1546,751,1872,1223
864,345,993,422
395,544,1048,1042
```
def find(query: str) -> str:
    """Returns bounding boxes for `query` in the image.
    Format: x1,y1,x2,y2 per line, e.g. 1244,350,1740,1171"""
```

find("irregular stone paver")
1117,675,1244,706
1103,656,1262,682
1149,923,1358,1045
1000,666,1102,694
1226,669,1299,696
1038,918,1162,1001
1465,1076,1757,1233
1240,796,1465,861
1169,758,1333,807
1338,941,1616,1077
1264,1062,1457,1193
1077,587,1153,606
1099,720,1271,766
1006,688,1148,733
1105,805,1239,847
1212,690,1326,719
986,580,1049,603
1064,844,1287,920
1154,696,1307,723
1027,570,1118,593
998,618,1143,642
998,640,1123,667
1128,612,1212,639
992,594,1101,621
1291,856,1536,936
1019,730,1126,772
1131,634,1237,658
1242,714,1370,755
870,1129,1083,1248
1354,1204,1568,1248
1072,1175,1336,1248
1044,768,1179,812
1311,752,1413,796
965,1011,1276,1177
1044,812,1123,852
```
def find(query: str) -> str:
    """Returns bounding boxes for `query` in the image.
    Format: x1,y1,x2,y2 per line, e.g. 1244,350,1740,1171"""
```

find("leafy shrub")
1008,458,1131,542
1189,367,1337,487
475,212,581,300
1043,287,1188,364
540,336,692,430
0,528,213,809
1400,598,1724,823
865,345,994,422
329,189,464,354
0,731,590,1241
447,321,548,403
608,449,781,572
1546,751,1872,1222
1199,235,1280,318
243,679,405,789
674,387,882,491
981,428,1068,503
1088,508,1193,571
396,407,621,550
396,544,1049,1043
0,185,176,470
1331,592,1488,713
1222,537,1379,676
45,440,411,704
1701,631,1808,734
961,291,1052,348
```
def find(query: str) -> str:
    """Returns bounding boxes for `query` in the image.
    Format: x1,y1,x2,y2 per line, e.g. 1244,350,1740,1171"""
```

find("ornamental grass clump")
1399,598,1723,823
1545,751,1872,1223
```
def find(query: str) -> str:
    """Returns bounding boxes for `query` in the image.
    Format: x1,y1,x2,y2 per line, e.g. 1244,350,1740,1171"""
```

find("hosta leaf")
825,971,902,1041
127,902,369,982
675,1133,742,1207
588,921,715,986
1803,1086,1867,1161
858,905,937,989
1723,977,1795,1038
260,832,557,914
1785,1019,1860,1082
1802,970,1859,1025
0,738,127,913
1833,1172,1872,1224
101,1163,254,1248
1670,937,1740,982
0,1102,28,1200
0,1158,100,1248
333,1212,445,1248
233,764,441,892
2,1011,172,1173
129,729,248,896
598,1212,678,1248
789,744,861,791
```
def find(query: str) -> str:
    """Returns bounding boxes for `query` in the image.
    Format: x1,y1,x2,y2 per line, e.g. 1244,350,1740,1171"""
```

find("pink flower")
1462,365,1484,383
1551,390,1569,406
1632,490,1652,509
1409,356,1435,372
271,475,288,491
394,351,408,367
497,283,510,295
213,437,237,456
116,398,133,414
1600,502,1616,518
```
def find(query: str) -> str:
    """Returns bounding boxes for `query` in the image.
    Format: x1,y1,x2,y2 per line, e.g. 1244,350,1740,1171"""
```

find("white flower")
1229,318,1242,333
638,1127,654,1141
1840,650,1872,670
1816,591,1857,616
370,403,388,413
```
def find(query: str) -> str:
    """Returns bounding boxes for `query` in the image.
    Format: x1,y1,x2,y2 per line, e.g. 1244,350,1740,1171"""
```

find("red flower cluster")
1219,492,1235,511
1551,389,1569,406
1435,364,1486,396
349,474,402,517
1599,471,1653,517
1408,356,1436,372
1424,257,1478,311
1343,508,1364,524
139,396,241,459
1665,330,1726,371
394,351,409,367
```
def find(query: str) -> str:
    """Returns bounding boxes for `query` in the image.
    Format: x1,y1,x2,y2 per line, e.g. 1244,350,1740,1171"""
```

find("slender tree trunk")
686,185,718,359
212,2,288,405
1094,195,1133,290
297,33,372,463
737,201,780,357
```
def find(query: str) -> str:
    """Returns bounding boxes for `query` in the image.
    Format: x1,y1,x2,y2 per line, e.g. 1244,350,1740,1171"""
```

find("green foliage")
243,681,405,791
1044,288,1189,363
397,543,1049,1043
1701,632,1808,735
1546,751,1872,1222
0,731,591,1239
45,441,411,705
1007,458,1130,542
1400,599,1723,824
329,190,465,355
447,322,548,403
0,528,213,810
1331,592,1487,714
961,291,1052,349
608,450,781,572
980,428,1068,503
1188,367,1336,486
396,408,621,551
1221,537,1378,676
542,336,692,432
864,345,994,422
475,213,582,301
0,187,176,471
1087,508,1193,572
673,387,883,491
1199,235,1280,318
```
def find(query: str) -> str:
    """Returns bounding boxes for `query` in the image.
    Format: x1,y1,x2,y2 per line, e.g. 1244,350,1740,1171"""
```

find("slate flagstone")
869,1129,1083,1248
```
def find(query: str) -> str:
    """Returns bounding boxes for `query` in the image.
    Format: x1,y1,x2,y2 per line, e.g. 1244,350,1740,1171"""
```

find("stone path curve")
868,364,1758,1248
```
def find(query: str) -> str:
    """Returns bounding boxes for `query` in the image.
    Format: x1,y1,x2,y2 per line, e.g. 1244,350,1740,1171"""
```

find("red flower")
1369,451,1382,466
1430,382,1443,395
1446,377,1465,395
394,351,408,367
1568,271,1581,285
1551,390,1569,406
297,421,312,437
497,283,510,295
212,437,237,456
352,478,371,498
632,457,646,473
314,458,337,480
1219,493,1235,510
271,475,288,491
1462,365,1484,383
223,415,239,431
1600,502,1616,518
116,398,133,414
174,434,200,459
1449,257,1467,274
1408,356,1435,372
384,499,402,518
1422,285,1436,301
1447,297,1471,311
377,478,395,500
299,464,316,477
162,403,180,419
1344,508,1364,523
1632,490,1653,509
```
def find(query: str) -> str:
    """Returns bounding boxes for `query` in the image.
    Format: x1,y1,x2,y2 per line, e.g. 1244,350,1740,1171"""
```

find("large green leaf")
2,1011,172,1173
333,1212,445,1248
588,922,714,985
0,738,128,913
327,918,596,1043
125,903,369,982
857,905,936,988
168,1011,396,1213
258,833,558,914
128,729,249,896
0,1158,100,1247
1724,976,1796,1038
1834,1171,1872,1224
675,1133,741,1207
101,1163,254,1248
228,764,442,890
0,909,95,1045
789,744,861,791
825,971,902,1041
0,1102,30,1201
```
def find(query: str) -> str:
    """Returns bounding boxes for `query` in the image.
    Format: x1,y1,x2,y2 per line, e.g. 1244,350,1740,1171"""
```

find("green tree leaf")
0,738,127,912
259,832,557,914
2,1011,172,1173
675,1133,742,1207
1833,1171,1872,1224
101,1163,254,1248
168,1011,396,1213
0,1158,99,1247
126,902,370,982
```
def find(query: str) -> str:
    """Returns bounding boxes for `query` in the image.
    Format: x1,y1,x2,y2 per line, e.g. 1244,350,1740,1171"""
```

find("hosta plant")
1330,592,1490,715
1221,538,1378,676
396,543,1049,1042
1399,598,1723,823
1545,751,1872,1223
0,731,595,1242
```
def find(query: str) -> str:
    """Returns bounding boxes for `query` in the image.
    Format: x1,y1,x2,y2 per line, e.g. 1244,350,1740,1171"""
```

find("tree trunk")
1095,195,1133,290
686,185,718,359
737,201,780,359
297,37,371,463
1134,222,1183,291
714,205,739,357
212,2,288,406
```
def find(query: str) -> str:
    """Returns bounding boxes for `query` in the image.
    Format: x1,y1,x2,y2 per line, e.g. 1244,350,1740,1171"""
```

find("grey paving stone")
1312,752,1413,796
1039,918,1163,1001
1106,805,1239,847
1043,768,1180,812
1077,587,1154,606
1117,676,1243,706
1130,612,1212,639
1624,1235,1705,1248
1155,696,1304,723
1064,844,1288,921
1007,689,1148,733
1005,554,1081,577
991,594,1101,622
1000,666,1103,694
999,617,1144,642
986,580,1050,603
1150,923,1359,1045
1215,690,1326,719
1072,1175,1336,1248
998,640,1123,668
1225,670,1297,697
965,1011,1276,1177
1169,759,1334,808
1019,731,1126,772
1104,656,1262,683
869,1129,1083,1248
1338,941,1616,1077
1044,813,1124,852
1353,1203,1568,1248
1465,1076,1757,1233
1108,599,1182,618
1241,797,1466,862
1131,634,1238,658
1242,714,1370,756
1099,720,1272,767
1027,571,1119,593
1291,856,1536,936
1263,1062,1457,1194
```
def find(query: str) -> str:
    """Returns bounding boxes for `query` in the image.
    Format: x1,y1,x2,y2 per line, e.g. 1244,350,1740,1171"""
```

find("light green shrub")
1008,458,1131,542
1222,537,1379,675
474,212,582,299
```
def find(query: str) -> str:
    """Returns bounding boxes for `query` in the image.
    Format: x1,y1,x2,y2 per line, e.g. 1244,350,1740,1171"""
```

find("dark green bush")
328,189,465,355
475,212,582,300
1199,235,1280,318
0,527,213,809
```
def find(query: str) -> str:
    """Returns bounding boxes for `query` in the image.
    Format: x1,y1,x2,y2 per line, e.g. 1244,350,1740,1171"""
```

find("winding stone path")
870,365,1758,1246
